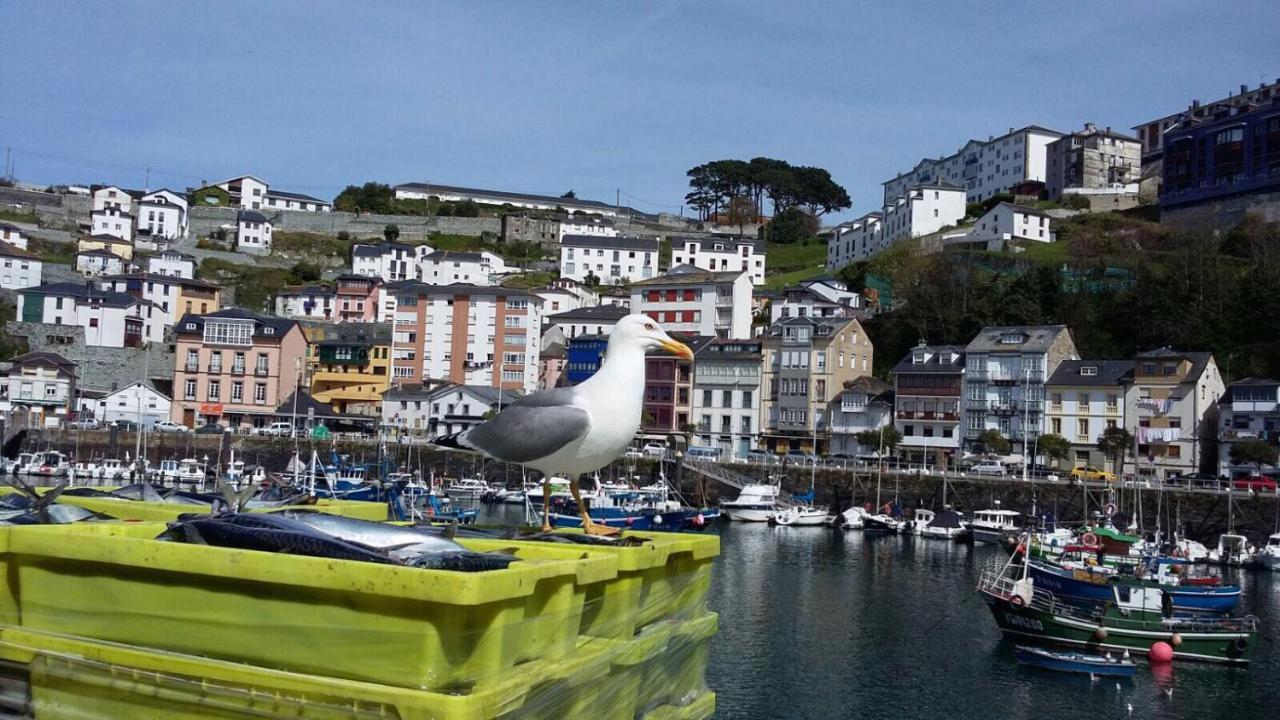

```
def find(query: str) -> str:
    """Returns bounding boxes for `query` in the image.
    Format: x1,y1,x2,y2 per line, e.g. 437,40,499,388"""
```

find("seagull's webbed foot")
582,518,620,536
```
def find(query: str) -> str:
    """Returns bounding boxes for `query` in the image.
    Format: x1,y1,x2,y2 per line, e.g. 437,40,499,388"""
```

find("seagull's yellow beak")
660,338,695,361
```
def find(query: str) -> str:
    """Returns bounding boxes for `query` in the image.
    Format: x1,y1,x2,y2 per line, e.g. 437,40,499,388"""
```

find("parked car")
623,448,644,460
641,442,667,458
67,418,100,430
1168,472,1218,488
1233,475,1277,491
746,450,778,465
254,422,296,437
1069,466,1117,483
195,422,227,435
968,461,1006,476
686,446,723,462
110,420,139,432
152,420,191,434
784,450,818,465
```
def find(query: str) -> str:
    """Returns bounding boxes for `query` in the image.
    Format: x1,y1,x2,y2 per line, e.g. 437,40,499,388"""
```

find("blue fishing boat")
1014,645,1136,677
1026,558,1240,613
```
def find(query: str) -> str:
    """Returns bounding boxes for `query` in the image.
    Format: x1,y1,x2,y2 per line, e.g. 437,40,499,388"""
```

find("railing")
681,458,795,507
231,365,245,375
255,367,269,376
184,363,198,372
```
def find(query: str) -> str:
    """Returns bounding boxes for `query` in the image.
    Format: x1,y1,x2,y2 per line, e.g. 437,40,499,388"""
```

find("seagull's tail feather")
430,430,479,453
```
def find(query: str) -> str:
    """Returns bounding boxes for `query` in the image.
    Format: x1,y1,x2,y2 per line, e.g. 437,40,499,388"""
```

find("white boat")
911,508,969,539
721,483,782,522
96,459,126,482
970,509,1022,544
1208,533,1254,567
176,458,208,485
10,453,36,475
1259,533,1280,571
71,460,99,481
156,459,181,483
28,451,69,477
771,506,828,526
445,477,490,500
863,513,907,533
831,506,868,529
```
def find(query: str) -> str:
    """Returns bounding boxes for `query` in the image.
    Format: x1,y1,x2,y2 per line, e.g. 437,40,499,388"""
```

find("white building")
382,382,521,437
882,125,1064,204
91,185,135,214
671,236,766,285
275,284,335,320
90,207,133,242
1217,379,1280,478
236,211,273,255
691,338,763,459
416,250,506,286
879,183,967,249
559,235,658,285
770,277,865,324
394,182,619,217
827,376,894,457
352,242,419,283
95,381,171,428
15,282,164,348
558,215,618,242
0,242,41,290
545,303,630,340
75,249,130,278
0,222,28,250
533,285,595,314
826,212,882,269
214,176,269,210
96,272,222,328
1125,348,1225,482
630,265,753,339
264,189,332,212
136,189,189,241
1,351,77,428
1044,360,1133,470
147,249,196,279
963,202,1054,249
962,325,1078,451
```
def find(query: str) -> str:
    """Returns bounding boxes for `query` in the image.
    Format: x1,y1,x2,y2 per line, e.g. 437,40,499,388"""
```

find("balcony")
895,410,959,422
231,365,245,375
208,365,223,375
255,367,269,377
184,362,198,373
1221,429,1263,440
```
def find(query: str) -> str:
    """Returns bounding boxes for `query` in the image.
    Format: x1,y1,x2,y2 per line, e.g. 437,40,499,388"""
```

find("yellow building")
78,234,135,260
176,277,222,316
302,324,392,417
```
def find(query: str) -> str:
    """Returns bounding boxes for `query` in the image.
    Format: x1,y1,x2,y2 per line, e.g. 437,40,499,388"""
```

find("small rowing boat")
1014,645,1136,677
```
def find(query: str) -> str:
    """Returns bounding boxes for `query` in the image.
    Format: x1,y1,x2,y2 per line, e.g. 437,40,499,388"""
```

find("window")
1077,393,1089,410
1168,445,1182,459
186,349,199,371
722,390,732,407
702,390,712,407
256,355,269,375
231,382,243,402
1050,418,1061,435
184,379,196,400
207,380,220,401
1077,418,1089,439
202,320,253,346
209,351,222,373
254,383,267,403
742,390,752,408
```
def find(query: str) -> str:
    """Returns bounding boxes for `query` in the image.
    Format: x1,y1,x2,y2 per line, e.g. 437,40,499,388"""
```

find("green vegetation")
1037,434,1072,465
190,185,231,207
332,182,509,218
685,157,851,224
500,271,556,289
764,207,820,245
0,208,39,224
271,231,353,261
425,233,551,267
197,258,322,313
1229,438,1278,472
0,298,26,361
28,237,75,265
976,429,1011,455
764,240,827,289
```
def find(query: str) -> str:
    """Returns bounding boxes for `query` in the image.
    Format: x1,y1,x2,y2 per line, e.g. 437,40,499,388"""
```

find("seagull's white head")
610,314,694,360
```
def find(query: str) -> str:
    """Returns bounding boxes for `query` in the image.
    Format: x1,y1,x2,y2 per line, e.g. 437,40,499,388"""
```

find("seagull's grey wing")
461,389,591,464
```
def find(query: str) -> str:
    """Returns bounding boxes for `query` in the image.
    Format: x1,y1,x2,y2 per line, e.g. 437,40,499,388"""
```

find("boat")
914,508,969,540
830,506,868,529
28,451,69,477
862,513,906,534
1209,533,1254,567
156,459,181,484
970,509,1021,544
176,458,208,486
96,458,126,482
977,566,1258,664
1024,558,1241,613
771,506,828,527
1014,645,1136,677
70,460,99,481
721,483,782,522
445,477,490,500
547,475,719,532
1260,534,1280,571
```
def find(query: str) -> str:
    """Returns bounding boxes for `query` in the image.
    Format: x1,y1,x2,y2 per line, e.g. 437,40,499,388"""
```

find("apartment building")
96,272,223,327
630,266,753,339
882,125,1063,204
770,277,865,324
0,242,41,290
670,236,766,285
94,381,171,428
276,284,335,321
170,309,308,429
1044,360,1134,470
0,352,77,428
78,234,134,261
642,345,701,439
879,183,967,249
352,242,419,283
1045,124,1142,201
75,249,129,278
384,284,541,392
394,182,619,217
691,338,763,459
826,212,882,269
539,342,566,390
236,211,273,254
558,215,618,243
827,376,893,457
16,282,164,348
0,222,27,249
417,250,506,286
966,203,1054,248
1125,348,1225,481
564,335,608,385
962,325,1078,451
559,235,658,285
891,343,965,467
1160,96,1280,212
305,324,391,417
136,189,190,241
1217,378,1280,477
546,303,629,340
760,316,874,455
90,207,133,242
147,249,196,279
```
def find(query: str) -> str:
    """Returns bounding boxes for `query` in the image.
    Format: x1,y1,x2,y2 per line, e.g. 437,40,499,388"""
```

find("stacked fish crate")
0,521,719,719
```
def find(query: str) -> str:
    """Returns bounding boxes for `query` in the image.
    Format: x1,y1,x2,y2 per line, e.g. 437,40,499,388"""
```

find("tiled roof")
1046,360,1134,386
560,235,658,251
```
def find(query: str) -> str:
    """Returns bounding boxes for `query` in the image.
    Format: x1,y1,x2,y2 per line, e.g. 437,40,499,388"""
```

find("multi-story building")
760,316,874,455
380,382,517,436
90,207,133,242
671,237,766,285
328,274,379,323
826,212,882,269
690,338,763,459
546,303,629,340
1126,348,1225,481
500,213,563,246
882,125,1064,204
533,285,595,314
891,343,965,467
965,203,1054,248
1160,97,1280,214
1044,360,1133,470
78,234,134,261
384,284,541,392
75,249,130,278
264,189,332,212
564,335,608,385
147,249,196,279
211,175,269,210
0,242,41,290
394,182,619,217
630,266,753,339
538,342,566,390
236,211,273,254
417,250,506,286
962,325,1078,452
352,242,419,283
16,282,164,348
0,222,27,249
1044,124,1142,201
91,185,135,215
642,344,700,439
770,277,865,324
0,351,77,428
305,324,391,417
827,376,893,457
276,284,335,321
94,381,171,428
1217,378,1280,478
97,273,222,327
136,189,190,242
170,308,308,429
558,215,617,243
559,235,658,285
879,183,967,248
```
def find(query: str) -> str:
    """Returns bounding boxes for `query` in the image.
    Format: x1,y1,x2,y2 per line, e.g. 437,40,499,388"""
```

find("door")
182,408,195,428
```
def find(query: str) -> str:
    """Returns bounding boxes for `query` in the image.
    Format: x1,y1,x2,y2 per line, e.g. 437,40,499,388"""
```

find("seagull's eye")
644,323,655,331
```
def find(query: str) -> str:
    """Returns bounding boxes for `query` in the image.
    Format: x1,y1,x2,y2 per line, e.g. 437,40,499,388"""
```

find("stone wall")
5,322,176,392
188,207,498,240
1161,189,1280,229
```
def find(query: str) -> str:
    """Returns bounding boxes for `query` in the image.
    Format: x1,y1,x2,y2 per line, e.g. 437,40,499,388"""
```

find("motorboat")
830,506,868,529
1024,557,1241,613
1014,645,1136,677
970,509,1021,544
720,483,782,522
445,477,490,500
1208,533,1254,567
28,451,69,478
176,458,208,486
70,460,99,481
97,459,126,482
771,505,828,527
917,508,969,540
156,459,181,484
1260,534,1280,570
1173,537,1210,563
863,512,907,534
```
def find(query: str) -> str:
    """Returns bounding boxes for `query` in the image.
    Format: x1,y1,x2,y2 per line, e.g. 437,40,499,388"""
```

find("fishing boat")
970,509,1021,544
721,483,782,522
176,458,208,486
1014,645,1136,677
445,477,490,500
28,451,69,478
918,508,969,540
1260,534,1280,570
96,458,126,482
862,512,906,534
1024,558,1241,613
70,460,99,481
155,459,180,484
977,567,1258,664
1209,533,1254,567
771,505,828,527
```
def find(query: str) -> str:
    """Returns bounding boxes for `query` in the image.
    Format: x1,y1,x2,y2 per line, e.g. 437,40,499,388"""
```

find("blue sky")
2,1,1277,221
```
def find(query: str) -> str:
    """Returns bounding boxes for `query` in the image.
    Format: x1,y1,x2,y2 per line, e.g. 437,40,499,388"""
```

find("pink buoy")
694,513,705,527
1149,641,1174,663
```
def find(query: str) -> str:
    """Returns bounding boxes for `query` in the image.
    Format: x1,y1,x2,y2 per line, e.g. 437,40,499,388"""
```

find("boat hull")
1014,646,1135,677
971,526,1009,544
1027,563,1240,613
723,506,776,522
980,591,1254,664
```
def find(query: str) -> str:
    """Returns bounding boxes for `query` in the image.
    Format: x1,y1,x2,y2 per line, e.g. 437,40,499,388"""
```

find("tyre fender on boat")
1009,594,1026,607
1082,532,1099,547
1231,637,1249,654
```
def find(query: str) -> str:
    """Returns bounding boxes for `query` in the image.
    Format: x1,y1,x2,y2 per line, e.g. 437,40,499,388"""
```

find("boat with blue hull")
1014,645,1136,677
1026,559,1240,614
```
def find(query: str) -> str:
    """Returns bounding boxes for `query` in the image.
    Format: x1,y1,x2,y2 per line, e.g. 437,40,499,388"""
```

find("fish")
113,483,166,503
507,530,651,547
59,488,118,498
277,511,470,552
0,481,109,525
158,515,398,565
401,550,517,572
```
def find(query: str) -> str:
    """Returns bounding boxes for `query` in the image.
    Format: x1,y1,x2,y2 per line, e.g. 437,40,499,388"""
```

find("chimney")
1241,84,1248,95
1084,122,1097,133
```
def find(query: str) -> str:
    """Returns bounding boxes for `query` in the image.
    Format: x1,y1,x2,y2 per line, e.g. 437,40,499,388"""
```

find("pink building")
170,308,308,429
334,274,381,323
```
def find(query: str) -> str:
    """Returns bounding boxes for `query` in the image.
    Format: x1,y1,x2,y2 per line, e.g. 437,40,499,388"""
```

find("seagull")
433,315,694,534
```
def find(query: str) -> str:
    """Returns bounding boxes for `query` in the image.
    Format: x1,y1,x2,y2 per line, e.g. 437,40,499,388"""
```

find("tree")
765,207,818,245
725,195,756,237
976,429,1011,455
289,262,322,283
1097,427,1134,473
334,182,395,214
792,166,852,217
1037,433,1071,467
856,426,902,456
1229,439,1278,474
383,224,400,242
561,190,577,199
583,271,601,288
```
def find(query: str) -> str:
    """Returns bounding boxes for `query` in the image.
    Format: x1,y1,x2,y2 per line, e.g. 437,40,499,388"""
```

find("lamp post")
1022,367,1030,482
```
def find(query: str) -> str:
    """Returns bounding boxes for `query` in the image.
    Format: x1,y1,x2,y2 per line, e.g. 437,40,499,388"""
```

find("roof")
965,325,1071,354
280,283,331,297
629,264,745,287
21,282,146,308
560,215,615,227
98,272,220,291
1046,360,1134,387
1134,348,1215,381
1228,377,1280,387
352,242,414,257
990,202,1052,219
274,389,344,418
174,308,298,339
674,235,766,252
105,381,170,401
394,182,615,211
560,235,659,251
9,351,75,370
0,222,27,232
0,242,39,260
891,345,966,375
383,282,535,299
423,250,487,262
76,248,127,259
237,210,268,224
83,234,132,245
882,125,1064,185
156,250,196,261
1056,124,1141,143
841,376,893,397
266,189,327,204
548,304,631,322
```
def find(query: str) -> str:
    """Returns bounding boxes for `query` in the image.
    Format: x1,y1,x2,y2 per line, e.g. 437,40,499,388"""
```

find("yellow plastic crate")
7,522,617,691
609,613,718,714
38,492,389,522
641,691,716,720
0,626,641,720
